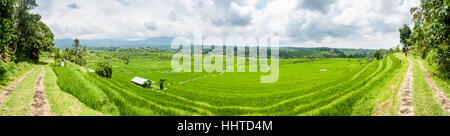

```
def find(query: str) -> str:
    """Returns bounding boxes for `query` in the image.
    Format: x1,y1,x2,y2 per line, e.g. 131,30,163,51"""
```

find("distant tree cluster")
404,0,449,78
91,47,171,54
279,47,374,59
0,0,54,63
53,39,88,66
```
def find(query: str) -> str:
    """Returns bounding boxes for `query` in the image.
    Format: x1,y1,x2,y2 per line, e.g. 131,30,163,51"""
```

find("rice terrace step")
0,0,449,135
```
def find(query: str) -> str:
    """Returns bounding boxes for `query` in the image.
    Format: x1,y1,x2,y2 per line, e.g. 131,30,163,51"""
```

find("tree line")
1,0,54,63
400,0,449,79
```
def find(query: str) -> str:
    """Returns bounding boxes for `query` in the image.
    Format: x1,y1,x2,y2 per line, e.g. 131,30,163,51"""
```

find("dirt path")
417,61,450,112
30,66,52,116
0,66,36,106
398,58,414,116
80,66,87,72
88,69,95,72
80,66,95,73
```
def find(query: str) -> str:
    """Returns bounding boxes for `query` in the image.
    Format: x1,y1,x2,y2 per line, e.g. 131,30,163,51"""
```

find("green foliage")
373,49,384,60
56,39,87,66
278,47,373,59
53,65,118,114
0,0,55,63
407,0,449,78
399,24,412,48
143,81,151,88
0,62,32,86
95,60,113,78
0,0,18,62
117,55,130,65
0,62,18,82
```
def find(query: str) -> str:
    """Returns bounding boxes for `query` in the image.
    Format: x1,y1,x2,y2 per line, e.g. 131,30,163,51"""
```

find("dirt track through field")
80,66,87,72
80,67,95,73
30,66,52,116
417,61,450,113
398,58,414,116
0,66,36,106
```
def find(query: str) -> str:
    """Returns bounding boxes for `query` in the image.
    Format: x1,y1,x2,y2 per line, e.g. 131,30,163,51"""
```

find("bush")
374,50,384,60
143,81,151,88
52,59,62,67
95,61,113,78
74,57,86,66
0,66,7,81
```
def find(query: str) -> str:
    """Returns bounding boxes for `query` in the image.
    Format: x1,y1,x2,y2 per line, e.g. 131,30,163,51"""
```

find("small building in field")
131,77,152,87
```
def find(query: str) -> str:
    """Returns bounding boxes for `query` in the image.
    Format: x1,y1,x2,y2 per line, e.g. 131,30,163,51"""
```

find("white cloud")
35,0,420,49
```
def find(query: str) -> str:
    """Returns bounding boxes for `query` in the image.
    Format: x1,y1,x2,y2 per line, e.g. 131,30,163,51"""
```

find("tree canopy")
407,0,449,79
0,0,54,63
399,24,412,49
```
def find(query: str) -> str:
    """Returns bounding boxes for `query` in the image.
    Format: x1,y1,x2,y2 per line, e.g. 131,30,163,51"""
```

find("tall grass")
54,51,408,116
53,64,119,115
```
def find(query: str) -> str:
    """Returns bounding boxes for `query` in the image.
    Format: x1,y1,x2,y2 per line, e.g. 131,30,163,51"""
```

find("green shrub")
95,61,113,78
0,62,17,80
52,59,62,67
74,57,86,66
53,66,118,114
143,81,151,88
0,66,7,81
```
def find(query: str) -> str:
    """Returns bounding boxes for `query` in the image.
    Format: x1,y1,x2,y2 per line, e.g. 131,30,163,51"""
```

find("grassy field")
0,62,34,91
0,66,41,116
44,66,104,116
1,50,447,116
44,51,415,116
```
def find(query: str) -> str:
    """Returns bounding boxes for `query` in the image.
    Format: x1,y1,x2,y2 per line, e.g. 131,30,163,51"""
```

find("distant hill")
54,37,174,49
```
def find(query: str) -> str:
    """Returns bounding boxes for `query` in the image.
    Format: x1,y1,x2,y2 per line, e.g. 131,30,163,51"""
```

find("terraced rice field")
1,51,448,116
44,51,408,116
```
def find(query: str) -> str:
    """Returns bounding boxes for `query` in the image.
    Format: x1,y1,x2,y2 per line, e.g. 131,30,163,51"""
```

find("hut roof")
131,77,150,85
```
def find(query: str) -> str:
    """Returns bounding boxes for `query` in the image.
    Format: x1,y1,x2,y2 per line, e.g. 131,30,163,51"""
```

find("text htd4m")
177,120,272,133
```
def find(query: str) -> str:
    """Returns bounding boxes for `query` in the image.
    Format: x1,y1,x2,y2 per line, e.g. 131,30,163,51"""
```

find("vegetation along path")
0,66,36,106
417,61,450,112
31,66,52,116
398,58,414,116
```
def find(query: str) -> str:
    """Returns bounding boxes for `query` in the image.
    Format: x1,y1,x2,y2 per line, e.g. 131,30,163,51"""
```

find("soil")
30,66,52,116
398,58,414,116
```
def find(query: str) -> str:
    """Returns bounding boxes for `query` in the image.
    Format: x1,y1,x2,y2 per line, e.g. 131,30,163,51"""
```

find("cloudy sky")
35,0,420,49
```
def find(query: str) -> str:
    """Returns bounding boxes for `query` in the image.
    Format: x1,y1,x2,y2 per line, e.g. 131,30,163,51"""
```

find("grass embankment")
303,55,400,116
0,66,41,116
44,66,103,116
62,51,445,116
53,63,119,115
76,52,399,116
351,53,408,116
0,62,34,92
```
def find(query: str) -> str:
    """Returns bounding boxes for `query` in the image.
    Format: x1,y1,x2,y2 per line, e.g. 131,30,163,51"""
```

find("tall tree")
0,0,18,62
13,0,42,62
72,39,80,53
399,24,412,49
407,0,449,78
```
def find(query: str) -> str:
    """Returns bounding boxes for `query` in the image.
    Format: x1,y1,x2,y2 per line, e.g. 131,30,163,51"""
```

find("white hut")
131,77,151,87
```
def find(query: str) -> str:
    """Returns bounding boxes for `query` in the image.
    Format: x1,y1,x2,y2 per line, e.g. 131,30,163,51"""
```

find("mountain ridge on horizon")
54,38,377,50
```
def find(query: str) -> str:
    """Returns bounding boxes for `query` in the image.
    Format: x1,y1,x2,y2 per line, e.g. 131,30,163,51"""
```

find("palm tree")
72,39,80,53
410,0,431,25
410,6,423,22
82,45,88,53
